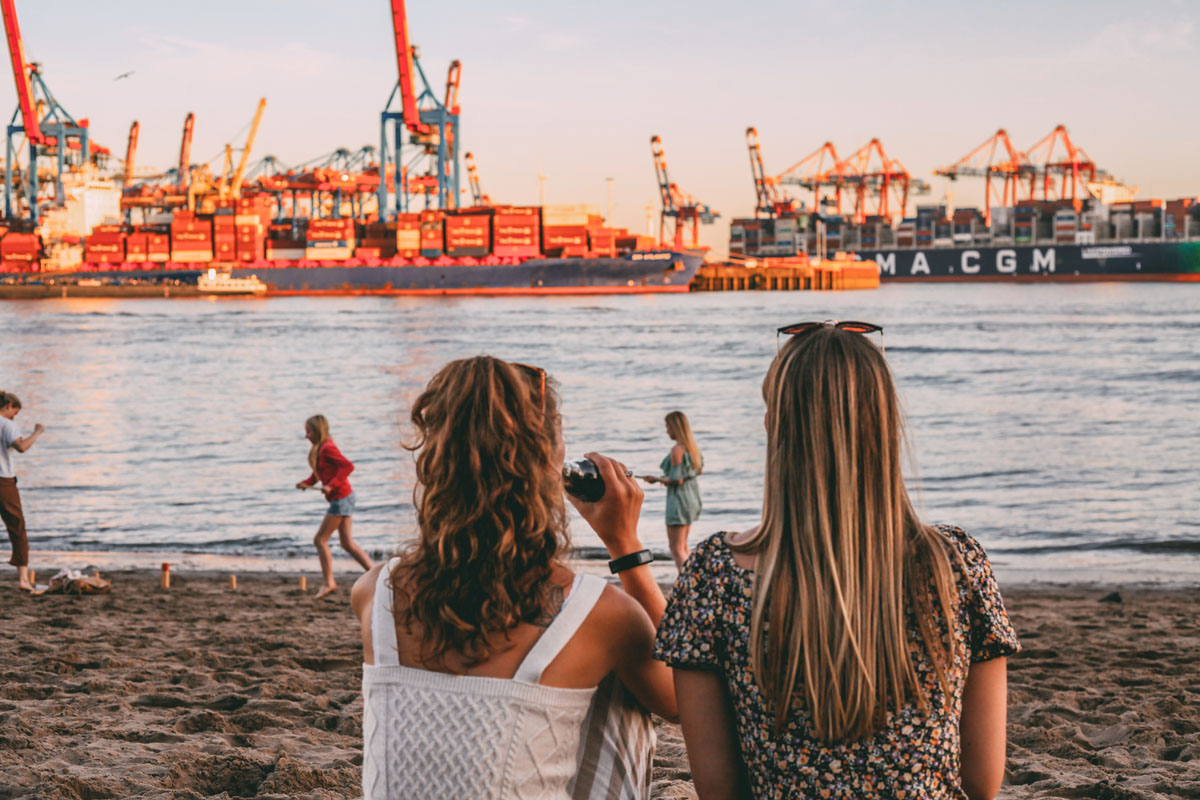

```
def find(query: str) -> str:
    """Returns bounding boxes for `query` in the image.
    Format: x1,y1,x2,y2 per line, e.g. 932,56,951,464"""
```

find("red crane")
389,0,430,137
745,127,798,218
934,128,1029,226
122,120,138,188
1,0,40,145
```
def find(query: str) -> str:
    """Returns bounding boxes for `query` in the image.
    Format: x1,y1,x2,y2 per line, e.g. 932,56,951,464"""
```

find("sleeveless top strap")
371,557,402,666
513,574,606,685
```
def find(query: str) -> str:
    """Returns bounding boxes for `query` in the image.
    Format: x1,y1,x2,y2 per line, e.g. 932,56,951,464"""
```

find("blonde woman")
640,411,702,571
655,321,1020,799
296,414,373,599
352,356,676,799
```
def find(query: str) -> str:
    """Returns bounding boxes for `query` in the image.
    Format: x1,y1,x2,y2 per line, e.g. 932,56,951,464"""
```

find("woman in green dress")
641,411,702,571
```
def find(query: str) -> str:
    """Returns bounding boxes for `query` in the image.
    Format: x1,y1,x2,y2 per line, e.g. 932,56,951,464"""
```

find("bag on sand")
34,568,112,596
568,673,656,800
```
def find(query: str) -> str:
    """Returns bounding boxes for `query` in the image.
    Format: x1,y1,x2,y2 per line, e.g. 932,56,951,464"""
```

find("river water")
1,283,1197,585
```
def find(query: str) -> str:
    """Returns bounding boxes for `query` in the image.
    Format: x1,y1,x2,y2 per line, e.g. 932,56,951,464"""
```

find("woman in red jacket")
297,414,374,599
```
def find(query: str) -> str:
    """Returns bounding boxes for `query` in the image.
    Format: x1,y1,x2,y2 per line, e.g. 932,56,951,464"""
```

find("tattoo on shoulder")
529,583,565,628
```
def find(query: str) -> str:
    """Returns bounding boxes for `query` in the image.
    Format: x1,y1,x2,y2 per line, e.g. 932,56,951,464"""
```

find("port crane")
778,141,851,216
934,128,1029,226
839,138,930,223
121,120,139,188
744,127,799,218
464,151,489,206
2,0,105,221
378,0,461,217
1022,124,1099,213
650,134,719,249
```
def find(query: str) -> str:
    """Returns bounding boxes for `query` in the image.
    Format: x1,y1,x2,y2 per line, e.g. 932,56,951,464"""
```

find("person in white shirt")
0,392,44,591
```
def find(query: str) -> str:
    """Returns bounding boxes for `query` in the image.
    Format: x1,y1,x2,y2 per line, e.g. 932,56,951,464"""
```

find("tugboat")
196,268,267,295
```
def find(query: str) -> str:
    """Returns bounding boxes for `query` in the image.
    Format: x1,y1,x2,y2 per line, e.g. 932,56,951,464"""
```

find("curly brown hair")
392,355,569,669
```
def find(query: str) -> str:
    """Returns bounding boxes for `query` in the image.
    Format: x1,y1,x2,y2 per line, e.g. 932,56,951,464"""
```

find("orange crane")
176,111,194,191
1023,124,1097,212
839,138,930,223
651,134,718,249
745,127,798,218
934,128,1029,226
780,141,851,215
122,120,139,188
464,151,489,206
2,0,97,219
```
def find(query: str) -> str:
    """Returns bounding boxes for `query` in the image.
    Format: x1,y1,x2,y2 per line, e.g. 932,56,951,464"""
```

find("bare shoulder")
351,563,385,622
670,444,684,464
589,582,652,631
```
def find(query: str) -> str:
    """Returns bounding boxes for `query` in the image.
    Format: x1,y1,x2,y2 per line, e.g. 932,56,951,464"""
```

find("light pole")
605,177,614,225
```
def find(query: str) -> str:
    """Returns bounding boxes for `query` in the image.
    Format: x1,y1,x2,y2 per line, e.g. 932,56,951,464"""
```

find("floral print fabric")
654,525,1020,799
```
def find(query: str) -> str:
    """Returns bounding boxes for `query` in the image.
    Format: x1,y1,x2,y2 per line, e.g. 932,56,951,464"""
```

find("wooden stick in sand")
229,574,237,591
161,562,170,590
299,576,307,592
29,570,35,586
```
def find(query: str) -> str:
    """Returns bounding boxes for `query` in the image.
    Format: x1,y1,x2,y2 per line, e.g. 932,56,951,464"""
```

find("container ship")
737,126,1200,282
0,199,702,295
728,198,1200,282
0,0,702,297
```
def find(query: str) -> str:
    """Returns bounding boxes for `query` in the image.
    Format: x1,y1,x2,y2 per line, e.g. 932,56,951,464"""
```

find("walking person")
0,392,44,592
655,321,1020,799
296,414,373,599
640,411,702,571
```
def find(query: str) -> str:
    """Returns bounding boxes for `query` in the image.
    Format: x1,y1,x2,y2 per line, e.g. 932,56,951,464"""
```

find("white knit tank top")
362,559,606,800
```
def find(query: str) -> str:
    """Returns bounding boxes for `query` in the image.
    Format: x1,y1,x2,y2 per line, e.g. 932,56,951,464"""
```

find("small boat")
196,269,267,295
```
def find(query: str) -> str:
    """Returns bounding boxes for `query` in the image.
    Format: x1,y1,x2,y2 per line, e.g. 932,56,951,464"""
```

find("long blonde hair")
395,356,569,669
305,414,330,469
734,326,961,743
665,410,702,472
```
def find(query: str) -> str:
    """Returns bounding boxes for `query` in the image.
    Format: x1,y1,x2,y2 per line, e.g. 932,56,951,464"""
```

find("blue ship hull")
51,251,704,296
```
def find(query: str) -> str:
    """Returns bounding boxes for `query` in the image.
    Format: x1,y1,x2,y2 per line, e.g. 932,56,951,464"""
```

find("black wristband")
608,548,653,574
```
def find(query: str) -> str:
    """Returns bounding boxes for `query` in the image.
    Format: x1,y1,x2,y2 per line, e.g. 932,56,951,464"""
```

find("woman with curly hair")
352,355,676,800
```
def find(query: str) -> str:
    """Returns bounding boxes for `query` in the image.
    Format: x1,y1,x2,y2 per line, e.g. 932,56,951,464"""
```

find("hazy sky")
8,0,1197,248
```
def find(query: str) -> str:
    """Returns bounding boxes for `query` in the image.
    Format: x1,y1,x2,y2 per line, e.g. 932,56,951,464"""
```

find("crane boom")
231,97,266,198
178,112,194,190
123,120,139,187
389,0,430,135
0,0,42,144
464,151,488,206
444,59,461,115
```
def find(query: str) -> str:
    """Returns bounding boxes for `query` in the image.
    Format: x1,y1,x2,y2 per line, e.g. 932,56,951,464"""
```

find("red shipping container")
493,245,539,258
543,226,587,248
306,229,350,242
419,210,443,223
355,247,382,259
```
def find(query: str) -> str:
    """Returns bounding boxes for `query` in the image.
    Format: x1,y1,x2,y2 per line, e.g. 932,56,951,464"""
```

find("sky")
6,0,1198,250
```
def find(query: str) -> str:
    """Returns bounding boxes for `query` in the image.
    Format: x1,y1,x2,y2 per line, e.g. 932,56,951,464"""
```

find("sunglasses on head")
776,320,884,353
512,362,547,411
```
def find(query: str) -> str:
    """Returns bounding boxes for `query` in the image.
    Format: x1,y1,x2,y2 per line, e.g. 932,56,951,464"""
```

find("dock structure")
692,257,880,291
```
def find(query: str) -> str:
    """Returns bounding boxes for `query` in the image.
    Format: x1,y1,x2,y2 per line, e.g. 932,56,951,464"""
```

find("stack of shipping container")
305,217,355,260
0,227,41,273
170,211,213,262
493,206,539,259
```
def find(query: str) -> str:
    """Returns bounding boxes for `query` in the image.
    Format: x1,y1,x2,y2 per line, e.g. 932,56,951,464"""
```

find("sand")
0,571,1196,799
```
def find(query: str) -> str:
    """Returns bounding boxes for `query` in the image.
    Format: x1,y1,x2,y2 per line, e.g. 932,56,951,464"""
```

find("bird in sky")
113,71,134,81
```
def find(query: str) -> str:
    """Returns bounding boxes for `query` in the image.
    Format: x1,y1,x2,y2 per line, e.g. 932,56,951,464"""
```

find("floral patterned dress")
654,525,1020,800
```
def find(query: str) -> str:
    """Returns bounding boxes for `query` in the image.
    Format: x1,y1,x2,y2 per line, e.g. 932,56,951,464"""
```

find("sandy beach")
0,568,1196,799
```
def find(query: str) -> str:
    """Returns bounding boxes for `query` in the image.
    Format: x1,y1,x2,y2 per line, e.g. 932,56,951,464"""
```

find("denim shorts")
327,491,356,517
